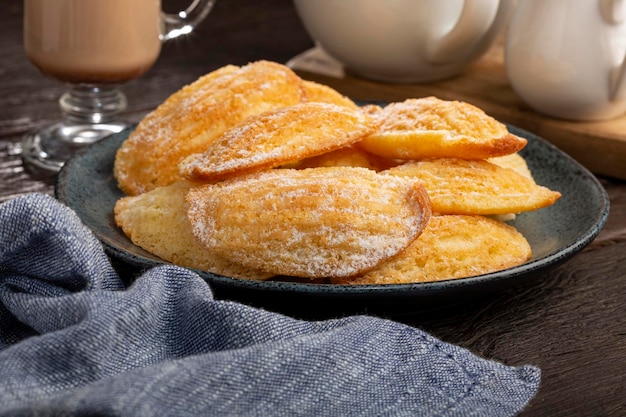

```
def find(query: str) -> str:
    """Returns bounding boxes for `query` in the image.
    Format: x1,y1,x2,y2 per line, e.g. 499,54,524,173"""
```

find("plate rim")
55,124,611,298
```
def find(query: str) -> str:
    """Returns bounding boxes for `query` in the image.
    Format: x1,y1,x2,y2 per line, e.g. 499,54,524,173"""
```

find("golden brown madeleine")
302,80,359,109
487,152,533,179
283,145,383,171
114,61,306,196
186,167,432,278
359,97,527,160
180,102,378,182
360,103,384,117
385,158,561,215
114,180,274,280
332,215,532,285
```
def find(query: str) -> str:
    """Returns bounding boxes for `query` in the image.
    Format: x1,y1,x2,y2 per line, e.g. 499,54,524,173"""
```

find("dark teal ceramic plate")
56,126,610,315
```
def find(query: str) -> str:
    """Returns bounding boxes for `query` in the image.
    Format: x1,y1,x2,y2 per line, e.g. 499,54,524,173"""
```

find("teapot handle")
427,0,499,64
601,0,626,23
602,0,626,99
161,0,217,41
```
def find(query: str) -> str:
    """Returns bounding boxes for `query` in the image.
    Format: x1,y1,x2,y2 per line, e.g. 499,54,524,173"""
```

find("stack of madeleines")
113,60,561,284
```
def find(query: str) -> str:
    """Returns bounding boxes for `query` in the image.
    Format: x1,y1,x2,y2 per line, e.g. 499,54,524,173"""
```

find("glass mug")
22,0,216,173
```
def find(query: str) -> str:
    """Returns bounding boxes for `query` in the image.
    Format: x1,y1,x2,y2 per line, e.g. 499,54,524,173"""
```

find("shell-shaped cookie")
487,152,533,179
359,97,527,160
301,80,358,109
332,215,532,285
114,61,306,196
186,167,432,278
284,145,383,171
114,180,274,280
385,158,561,215
180,102,377,182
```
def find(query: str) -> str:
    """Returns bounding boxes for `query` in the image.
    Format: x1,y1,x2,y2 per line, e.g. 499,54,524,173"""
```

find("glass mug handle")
161,0,217,41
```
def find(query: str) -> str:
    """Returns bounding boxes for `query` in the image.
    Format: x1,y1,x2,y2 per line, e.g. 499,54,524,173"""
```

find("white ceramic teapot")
294,0,514,83
506,0,626,121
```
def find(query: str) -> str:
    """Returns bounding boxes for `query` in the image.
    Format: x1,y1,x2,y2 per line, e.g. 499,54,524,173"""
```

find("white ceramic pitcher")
294,0,514,83
506,0,626,121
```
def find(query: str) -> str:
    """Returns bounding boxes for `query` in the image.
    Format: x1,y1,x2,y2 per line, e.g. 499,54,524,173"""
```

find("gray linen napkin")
0,194,540,416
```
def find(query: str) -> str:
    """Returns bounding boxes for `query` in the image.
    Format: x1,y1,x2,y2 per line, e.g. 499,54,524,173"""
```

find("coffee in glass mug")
24,0,162,84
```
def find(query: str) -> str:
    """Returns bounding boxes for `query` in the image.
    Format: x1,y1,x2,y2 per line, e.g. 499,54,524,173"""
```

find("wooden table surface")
1,1,625,415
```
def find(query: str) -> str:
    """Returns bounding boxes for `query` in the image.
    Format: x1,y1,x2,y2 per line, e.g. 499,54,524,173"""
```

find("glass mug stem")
60,84,127,125
22,85,129,173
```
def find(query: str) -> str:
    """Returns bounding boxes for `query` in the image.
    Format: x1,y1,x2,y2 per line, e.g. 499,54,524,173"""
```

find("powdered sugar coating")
333,215,532,285
359,97,527,160
179,102,377,182
113,61,306,195
114,181,274,280
385,158,561,215
186,167,431,278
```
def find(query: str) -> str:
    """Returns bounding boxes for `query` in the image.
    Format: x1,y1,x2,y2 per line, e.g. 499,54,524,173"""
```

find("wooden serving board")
288,44,626,180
